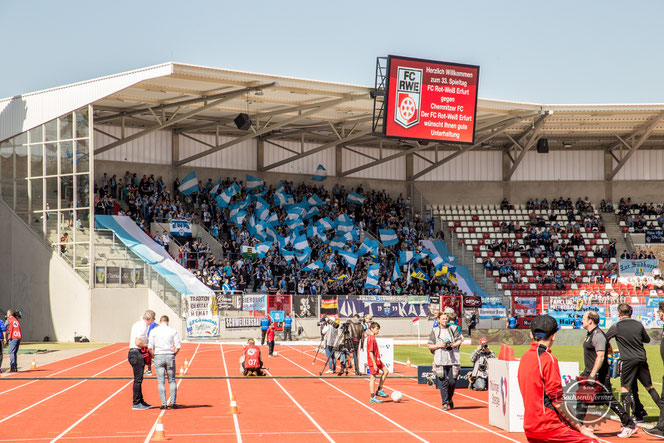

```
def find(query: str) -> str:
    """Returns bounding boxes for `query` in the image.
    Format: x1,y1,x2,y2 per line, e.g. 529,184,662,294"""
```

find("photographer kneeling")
428,312,463,411
468,338,495,391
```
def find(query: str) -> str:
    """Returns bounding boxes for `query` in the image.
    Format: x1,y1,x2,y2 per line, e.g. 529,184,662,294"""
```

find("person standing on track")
148,315,181,410
283,313,292,341
266,322,276,356
428,312,463,410
260,315,270,345
0,313,7,373
366,322,389,403
606,303,663,425
128,310,155,410
6,310,21,372
642,302,664,438
517,314,598,442
577,311,637,438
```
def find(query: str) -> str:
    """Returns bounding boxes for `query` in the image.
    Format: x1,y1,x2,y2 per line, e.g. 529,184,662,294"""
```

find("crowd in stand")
96,170,466,299
615,197,664,232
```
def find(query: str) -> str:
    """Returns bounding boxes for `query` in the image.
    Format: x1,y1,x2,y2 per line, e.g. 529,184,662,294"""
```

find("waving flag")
336,214,351,224
215,193,231,208
365,264,380,289
312,164,327,182
295,247,312,264
280,247,295,263
346,191,366,205
392,261,402,281
336,220,354,233
358,238,379,256
399,251,416,266
256,205,270,221
255,242,272,258
293,234,309,251
410,267,430,281
210,177,222,195
287,207,305,221
317,217,333,231
231,211,247,226
267,212,279,225
302,260,324,272
379,229,398,247
330,237,346,250
338,249,359,270
246,174,263,190
178,171,199,196
304,206,320,220
329,274,348,283
308,194,324,206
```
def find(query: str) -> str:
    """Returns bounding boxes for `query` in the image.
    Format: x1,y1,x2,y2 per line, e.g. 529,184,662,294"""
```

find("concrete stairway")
603,212,629,255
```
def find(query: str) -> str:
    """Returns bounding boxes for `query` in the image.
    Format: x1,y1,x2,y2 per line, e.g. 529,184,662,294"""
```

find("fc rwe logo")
394,67,422,129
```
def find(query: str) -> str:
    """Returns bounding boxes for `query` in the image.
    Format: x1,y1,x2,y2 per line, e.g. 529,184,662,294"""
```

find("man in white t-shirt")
148,315,181,409
128,310,155,410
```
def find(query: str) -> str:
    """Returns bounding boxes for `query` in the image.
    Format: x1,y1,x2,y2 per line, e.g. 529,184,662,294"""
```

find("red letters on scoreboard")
384,55,479,144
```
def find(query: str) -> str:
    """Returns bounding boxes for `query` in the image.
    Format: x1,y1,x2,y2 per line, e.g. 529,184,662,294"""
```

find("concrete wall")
0,199,90,341
90,288,182,342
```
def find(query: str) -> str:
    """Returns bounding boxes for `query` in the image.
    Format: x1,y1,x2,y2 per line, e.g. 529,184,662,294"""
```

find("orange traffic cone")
406,357,412,367
179,366,184,376
31,359,37,370
151,417,166,441
504,346,515,361
184,359,189,370
228,394,238,414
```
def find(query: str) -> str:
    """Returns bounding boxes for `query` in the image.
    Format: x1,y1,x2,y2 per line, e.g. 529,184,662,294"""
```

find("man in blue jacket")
260,316,270,345
284,314,293,341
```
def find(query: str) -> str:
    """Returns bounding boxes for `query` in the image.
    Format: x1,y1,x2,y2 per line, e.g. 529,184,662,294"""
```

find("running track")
0,343,634,442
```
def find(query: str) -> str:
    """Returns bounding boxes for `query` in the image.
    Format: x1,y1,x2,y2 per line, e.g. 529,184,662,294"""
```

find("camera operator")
468,338,495,391
427,312,463,410
322,319,338,374
334,321,353,376
348,315,364,376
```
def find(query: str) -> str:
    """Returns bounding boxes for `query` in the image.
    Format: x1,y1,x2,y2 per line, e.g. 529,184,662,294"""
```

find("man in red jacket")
239,339,265,376
266,324,276,356
6,310,22,373
517,314,597,443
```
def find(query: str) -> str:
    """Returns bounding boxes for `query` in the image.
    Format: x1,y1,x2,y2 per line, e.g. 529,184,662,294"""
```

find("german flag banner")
320,296,338,318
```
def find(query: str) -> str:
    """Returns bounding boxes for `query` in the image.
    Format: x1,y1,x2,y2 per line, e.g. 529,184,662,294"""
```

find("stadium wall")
0,198,90,342
90,288,182,342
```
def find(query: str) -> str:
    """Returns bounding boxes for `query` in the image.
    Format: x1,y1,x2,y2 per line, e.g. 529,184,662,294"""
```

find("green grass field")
396,344,664,421
3,342,111,354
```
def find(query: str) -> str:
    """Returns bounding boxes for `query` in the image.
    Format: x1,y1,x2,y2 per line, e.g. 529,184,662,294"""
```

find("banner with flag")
365,263,380,288
346,191,366,205
246,174,263,190
410,267,430,281
178,171,199,196
379,229,399,247
320,296,338,318
312,164,327,182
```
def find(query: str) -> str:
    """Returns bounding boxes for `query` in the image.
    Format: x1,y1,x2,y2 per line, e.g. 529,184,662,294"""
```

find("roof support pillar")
171,130,179,166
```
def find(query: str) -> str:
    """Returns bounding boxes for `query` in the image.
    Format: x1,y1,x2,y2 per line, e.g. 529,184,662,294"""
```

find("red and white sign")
384,55,479,144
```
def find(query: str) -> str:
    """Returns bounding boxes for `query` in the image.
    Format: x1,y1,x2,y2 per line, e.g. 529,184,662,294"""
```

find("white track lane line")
264,368,335,442
279,353,428,443
0,346,126,396
220,344,242,443
0,358,126,424
287,345,516,441
143,343,202,443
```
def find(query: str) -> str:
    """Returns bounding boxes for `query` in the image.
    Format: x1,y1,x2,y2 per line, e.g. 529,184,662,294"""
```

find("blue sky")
2,0,663,104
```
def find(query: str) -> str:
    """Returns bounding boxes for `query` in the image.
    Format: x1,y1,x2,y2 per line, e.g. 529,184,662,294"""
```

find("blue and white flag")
256,205,270,221
287,207,305,221
302,260,324,272
358,238,379,256
379,229,399,247
399,251,416,266
346,191,366,205
392,261,402,281
280,247,295,263
330,237,346,250
336,214,351,224
304,206,319,220
338,249,359,270
295,247,312,264
317,217,333,231
231,211,247,226
431,254,444,269
312,164,327,182
293,234,309,251
275,181,285,194
215,193,231,208
267,212,279,225
255,241,272,258
336,220,354,233
210,177,222,195
307,194,324,206
365,264,380,289
178,171,199,196
246,174,263,190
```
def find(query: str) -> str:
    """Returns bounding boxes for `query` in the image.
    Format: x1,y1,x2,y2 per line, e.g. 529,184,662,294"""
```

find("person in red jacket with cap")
517,314,598,443
266,323,276,356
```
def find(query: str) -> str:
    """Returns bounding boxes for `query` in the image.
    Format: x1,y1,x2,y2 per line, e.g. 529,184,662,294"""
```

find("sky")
2,0,663,104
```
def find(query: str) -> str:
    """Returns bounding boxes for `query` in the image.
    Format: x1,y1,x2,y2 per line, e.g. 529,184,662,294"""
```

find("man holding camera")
427,312,463,411
468,338,494,391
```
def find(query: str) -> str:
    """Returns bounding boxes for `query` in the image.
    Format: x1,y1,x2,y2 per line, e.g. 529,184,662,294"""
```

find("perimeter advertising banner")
338,298,429,318
184,294,220,338
384,55,479,144
619,259,659,277
359,337,395,374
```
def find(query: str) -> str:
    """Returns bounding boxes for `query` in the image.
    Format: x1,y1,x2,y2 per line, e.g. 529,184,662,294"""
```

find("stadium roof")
2,62,664,178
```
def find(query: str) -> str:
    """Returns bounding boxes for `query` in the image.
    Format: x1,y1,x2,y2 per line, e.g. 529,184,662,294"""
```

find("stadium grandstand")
3,61,664,342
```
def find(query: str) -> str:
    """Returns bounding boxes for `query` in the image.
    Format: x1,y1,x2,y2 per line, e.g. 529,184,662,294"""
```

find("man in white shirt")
128,310,155,410
148,315,182,409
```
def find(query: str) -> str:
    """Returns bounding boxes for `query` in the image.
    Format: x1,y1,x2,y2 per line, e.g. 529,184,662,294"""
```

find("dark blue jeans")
435,365,456,406
8,339,20,370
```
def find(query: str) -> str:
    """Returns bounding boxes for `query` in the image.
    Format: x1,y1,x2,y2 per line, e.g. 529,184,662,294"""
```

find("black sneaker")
140,402,153,409
449,400,454,409
643,427,664,439
132,403,151,410
160,405,167,410
170,403,178,409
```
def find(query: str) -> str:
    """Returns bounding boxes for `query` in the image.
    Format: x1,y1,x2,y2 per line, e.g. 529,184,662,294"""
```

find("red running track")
0,343,635,442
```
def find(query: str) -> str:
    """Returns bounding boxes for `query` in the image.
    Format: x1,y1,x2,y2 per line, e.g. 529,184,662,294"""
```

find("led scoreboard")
383,55,479,144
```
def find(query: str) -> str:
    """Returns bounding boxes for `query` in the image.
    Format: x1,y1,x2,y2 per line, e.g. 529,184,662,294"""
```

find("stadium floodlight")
563,141,573,148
